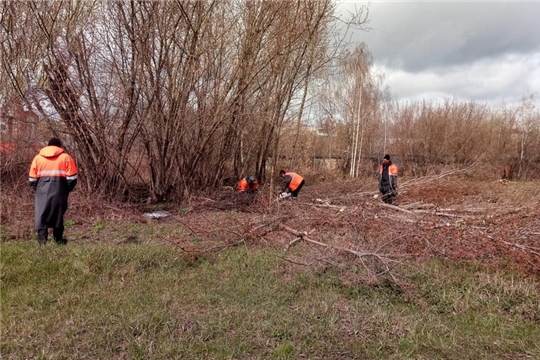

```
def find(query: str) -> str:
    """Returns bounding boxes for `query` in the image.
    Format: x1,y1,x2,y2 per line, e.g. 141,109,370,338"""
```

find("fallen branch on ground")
412,209,470,218
376,202,418,215
502,240,540,257
279,224,407,283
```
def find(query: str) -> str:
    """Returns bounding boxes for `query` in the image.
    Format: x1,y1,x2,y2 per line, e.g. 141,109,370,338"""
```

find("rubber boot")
53,227,67,245
37,229,48,245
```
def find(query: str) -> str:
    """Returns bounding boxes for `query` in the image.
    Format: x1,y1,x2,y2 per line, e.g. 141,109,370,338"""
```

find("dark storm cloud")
348,2,540,72
338,1,540,105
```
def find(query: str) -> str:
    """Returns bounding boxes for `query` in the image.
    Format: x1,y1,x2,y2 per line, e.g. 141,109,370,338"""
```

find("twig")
160,237,197,253
377,202,417,215
502,240,540,256
311,203,348,210
249,216,287,233
412,209,469,218
400,201,429,210
278,224,401,282
286,237,302,251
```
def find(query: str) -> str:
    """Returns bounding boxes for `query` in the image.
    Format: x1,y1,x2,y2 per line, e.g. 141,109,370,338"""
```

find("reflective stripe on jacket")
29,146,78,182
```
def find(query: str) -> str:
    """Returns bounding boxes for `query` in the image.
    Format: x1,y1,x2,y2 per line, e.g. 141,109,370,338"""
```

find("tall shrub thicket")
292,96,540,179
1,0,350,201
388,98,540,178
1,1,538,203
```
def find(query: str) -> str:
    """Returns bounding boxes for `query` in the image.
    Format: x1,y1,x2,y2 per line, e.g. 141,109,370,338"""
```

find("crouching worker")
29,138,78,245
238,175,259,194
378,154,398,204
279,170,305,199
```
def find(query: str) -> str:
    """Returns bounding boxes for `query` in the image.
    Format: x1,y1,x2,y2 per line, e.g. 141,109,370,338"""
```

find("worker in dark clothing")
29,138,78,245
378,154,398,204
238,175,259,194
279,170,305,199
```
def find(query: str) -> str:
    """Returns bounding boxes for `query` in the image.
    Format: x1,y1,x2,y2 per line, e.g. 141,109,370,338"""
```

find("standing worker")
279,170,305,199
29,138,78,245
238,175,259,194
378,154,398,204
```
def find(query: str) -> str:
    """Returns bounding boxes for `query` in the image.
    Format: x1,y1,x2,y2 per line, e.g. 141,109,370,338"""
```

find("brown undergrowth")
2,175,539,279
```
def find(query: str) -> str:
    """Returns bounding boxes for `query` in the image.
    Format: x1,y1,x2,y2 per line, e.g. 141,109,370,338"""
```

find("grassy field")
2,240,539,360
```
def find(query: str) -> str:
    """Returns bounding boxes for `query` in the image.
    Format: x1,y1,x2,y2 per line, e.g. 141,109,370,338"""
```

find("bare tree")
317,43,385,177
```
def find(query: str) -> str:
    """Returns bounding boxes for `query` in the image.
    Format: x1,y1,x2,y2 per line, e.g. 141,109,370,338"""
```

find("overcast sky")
337,1,540,107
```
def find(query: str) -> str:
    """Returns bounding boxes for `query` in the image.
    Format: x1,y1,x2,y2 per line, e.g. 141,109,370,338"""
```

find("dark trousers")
37,227,65,244
381,189,397,204
291,180,305,198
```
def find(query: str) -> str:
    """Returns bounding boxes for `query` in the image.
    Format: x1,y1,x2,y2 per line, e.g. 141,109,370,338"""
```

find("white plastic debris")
143,210,171,219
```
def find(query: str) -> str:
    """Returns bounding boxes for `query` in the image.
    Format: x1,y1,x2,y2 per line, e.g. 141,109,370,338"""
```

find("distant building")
0,100,39,139
0,100,41,159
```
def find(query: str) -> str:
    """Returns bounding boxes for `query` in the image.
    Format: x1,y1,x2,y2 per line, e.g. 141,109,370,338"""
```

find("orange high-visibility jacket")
238,177,259,193
378,164,398,176
283,172,304,191
29,145,78,229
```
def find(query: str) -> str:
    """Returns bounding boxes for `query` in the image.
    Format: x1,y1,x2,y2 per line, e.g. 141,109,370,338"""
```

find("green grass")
1,242,539,359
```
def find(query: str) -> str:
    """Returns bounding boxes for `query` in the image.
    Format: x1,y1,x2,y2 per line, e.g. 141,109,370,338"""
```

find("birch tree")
319,43,384,177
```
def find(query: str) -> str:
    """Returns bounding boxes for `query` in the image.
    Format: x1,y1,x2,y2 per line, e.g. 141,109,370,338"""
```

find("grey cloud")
347,2,540,72
379,53,540,104
338,1,540,105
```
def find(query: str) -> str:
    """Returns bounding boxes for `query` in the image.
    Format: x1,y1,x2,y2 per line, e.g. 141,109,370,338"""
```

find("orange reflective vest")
238,177,259,193
379,164,398,176
284,172,304,191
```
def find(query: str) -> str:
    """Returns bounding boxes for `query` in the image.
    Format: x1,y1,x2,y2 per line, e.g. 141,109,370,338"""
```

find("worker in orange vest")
29,138,78,245
378,154,398,204
238,175,259,194
279,170,305,199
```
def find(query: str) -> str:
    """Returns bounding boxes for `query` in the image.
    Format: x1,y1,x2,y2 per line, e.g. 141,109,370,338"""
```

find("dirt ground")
2,174,539,278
